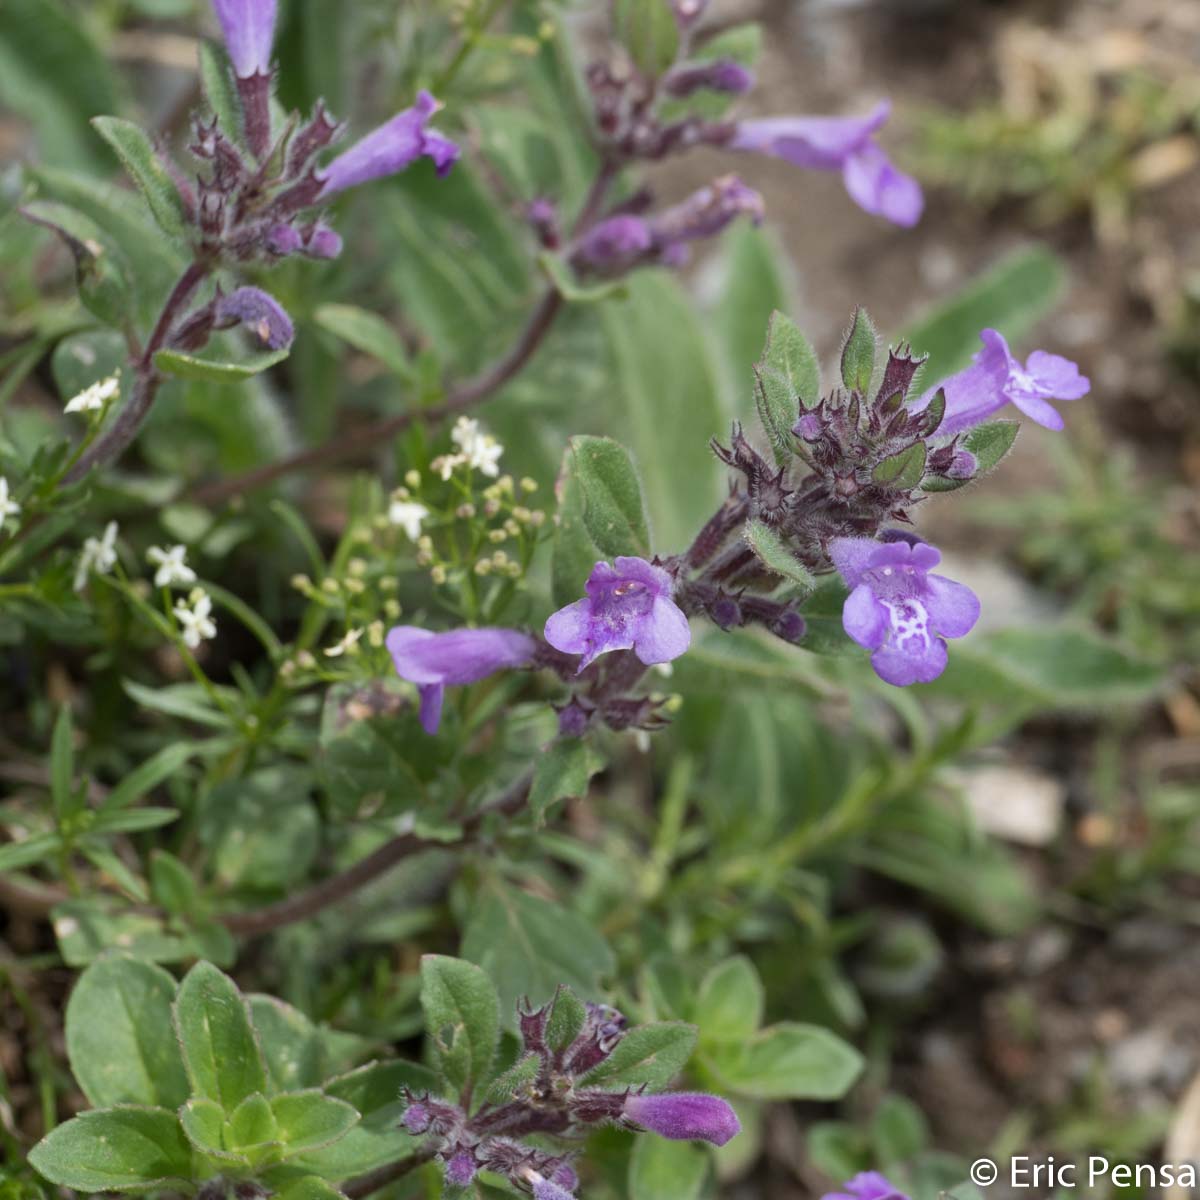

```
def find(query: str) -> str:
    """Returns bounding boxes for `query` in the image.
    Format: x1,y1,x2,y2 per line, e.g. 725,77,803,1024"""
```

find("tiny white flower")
64,372,121,415
173,588,217,650
146,544,197,588
0,477,20,523
433,453,467,481
74,521,119,592
388,500,430,541
451,416,504,476
324,628,364,657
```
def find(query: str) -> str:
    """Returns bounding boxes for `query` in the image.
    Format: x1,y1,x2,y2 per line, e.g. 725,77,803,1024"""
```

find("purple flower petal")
821,1171,912,1200
843,584,888,650
731,102,891,169
924,574,981,638
532,1178,576,1200
386,625,536,733
623,1091,741,1146
211,0,276,78
214,286,294,350
842,142,924,227
1009,390,1066,430
1026,350,1090,399
828,536,881,588
319,91,460,197
871,636,947,686
546,557,690,671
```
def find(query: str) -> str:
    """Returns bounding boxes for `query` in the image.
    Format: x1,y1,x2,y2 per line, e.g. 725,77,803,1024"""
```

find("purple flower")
919,328,1090,436
544,557,690,671
532,1177,577,1200
821,1172,911,1200
211,0,276,78
829,537,979,687
302,223,343,260
319,91,460,197
401,1102,431,1134
623,1092,741,1147
665,59,756,98
443,1151,476,1188
729,101,923,227
213,286,294,350
265,223,302,256
572,215,653,275
386,626,536,734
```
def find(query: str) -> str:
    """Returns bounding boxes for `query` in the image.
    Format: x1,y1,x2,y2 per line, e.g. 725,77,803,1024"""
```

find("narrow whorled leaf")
153,347,289,383
568,435,651,559
419,955,500,1100
314,304,414,379
66,955,189,1110
101,743,194,811
49,704,77,820
582,1022,698,1090
29,1107,193,1192
174,960,268,1110
840,306,877,396
529,738,605,826
91,116,188,240
872,442,926,489
744,519,814,592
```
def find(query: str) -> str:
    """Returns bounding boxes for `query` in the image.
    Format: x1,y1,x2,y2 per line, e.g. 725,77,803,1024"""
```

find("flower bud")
214,286,294,350
664,59,755,99
623,1091,741,1146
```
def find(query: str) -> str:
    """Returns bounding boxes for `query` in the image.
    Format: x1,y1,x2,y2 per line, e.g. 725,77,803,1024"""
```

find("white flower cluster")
147,544,197,588
173,589,217,650
431,417,504,480
64,372,121,415
388,498,430,541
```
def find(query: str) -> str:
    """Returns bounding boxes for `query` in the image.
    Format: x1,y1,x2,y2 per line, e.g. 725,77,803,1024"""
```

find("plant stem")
342,1148,437,1199
222,769,533,936
190,159,621,506
65,260,210,484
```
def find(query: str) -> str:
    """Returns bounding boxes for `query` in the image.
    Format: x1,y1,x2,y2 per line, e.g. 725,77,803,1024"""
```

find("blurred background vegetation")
1,1,1198,1198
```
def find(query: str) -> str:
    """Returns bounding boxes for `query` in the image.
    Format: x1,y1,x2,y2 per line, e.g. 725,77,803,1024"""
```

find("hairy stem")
222,769,533,936
65,261,210,484
190,158,621,506
342,1148,437,1199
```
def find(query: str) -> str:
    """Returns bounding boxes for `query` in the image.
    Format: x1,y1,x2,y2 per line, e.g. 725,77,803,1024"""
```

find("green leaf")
154,347,289,383
486,1053,542,1104
22,200,134,327
903,245,1065,380
629,1135,710,1200
583,1022,697,1089
297,1060,433,1179
91,116,188,241
271,1091,360,1157
174,960,268,1110
29,1107,192,1192
462,881,615,1027
0,832,61,872
180,1096,247,1163
276,1178,348,1200
52,900,202,967
546,985,587,1052
227,1092,280,1151
89,806,179,834
102,743,194,811
419,955,500,1101
965,419,1018,473
798,577,857,657
528,738,605,826
872,442,926,489
755,311,819,464
567,435,651,559
198,41,241,141
539,251,629,304
840,307,877,396
612,0,679,76
871,1094,929,1163
250,995,325,1093
704,1023,862,1100
313,304,414,379
694,957,764,1042
744,519,814,592
149,850,198,915
935,627,1164,710
552,439,600,610
66,954,189,1110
